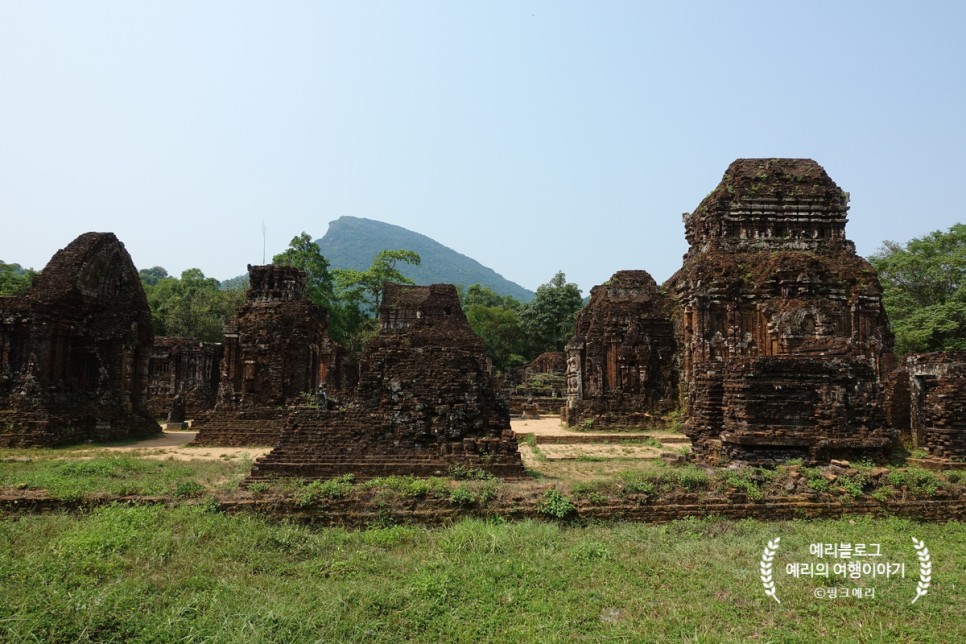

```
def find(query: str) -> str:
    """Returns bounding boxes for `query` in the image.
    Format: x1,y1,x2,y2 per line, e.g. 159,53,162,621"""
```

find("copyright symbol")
814,587,826,599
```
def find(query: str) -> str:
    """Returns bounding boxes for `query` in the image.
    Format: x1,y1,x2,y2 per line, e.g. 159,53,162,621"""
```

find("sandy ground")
510,417,688,443
86,430,272,461
536,443,666,460
80,417,684,463
512,416,688,473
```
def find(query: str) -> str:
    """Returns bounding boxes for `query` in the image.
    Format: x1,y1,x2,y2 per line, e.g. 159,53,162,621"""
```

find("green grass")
1,447,965,640
294,474,356,507
523,433,548,462
721,467,777,501
617,463,711,496
0,455,250,500
0,507,962,641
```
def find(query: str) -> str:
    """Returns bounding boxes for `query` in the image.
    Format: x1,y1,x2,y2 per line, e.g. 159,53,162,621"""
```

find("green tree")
0,261,35,296
272,233,335,308
462,283,519,310
519,271,584,353
334,249,421,311
870,223,966,354
461,284,529,372
325,249,420,351
138,266,169,287
140,268,244,342
271,232,369,346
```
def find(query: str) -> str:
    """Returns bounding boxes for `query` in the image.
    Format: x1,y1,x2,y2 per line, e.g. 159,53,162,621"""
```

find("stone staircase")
190,409,288,447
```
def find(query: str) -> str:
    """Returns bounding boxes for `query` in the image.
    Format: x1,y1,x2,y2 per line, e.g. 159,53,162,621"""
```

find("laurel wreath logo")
911,537,931,604
760,537,781,604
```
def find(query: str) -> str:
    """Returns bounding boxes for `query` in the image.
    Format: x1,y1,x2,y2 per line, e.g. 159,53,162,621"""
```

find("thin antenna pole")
262,222,267,263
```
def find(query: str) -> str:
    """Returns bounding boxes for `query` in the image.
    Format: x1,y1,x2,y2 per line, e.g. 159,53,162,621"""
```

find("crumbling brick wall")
527,351,566,375
504,352,566,416
564,270,677,427
145,337,223,419
883,367,911,438
903,353,966,461
717,357,890,464
250,283,526,480
669,159,896,464
0,233,159,446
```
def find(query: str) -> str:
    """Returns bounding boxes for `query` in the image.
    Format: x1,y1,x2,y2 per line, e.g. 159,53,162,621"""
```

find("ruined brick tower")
250,283,526,480
564,270,677,427
218,265,329,407
669,159,895,464
190,264,332,446
0,233,159,446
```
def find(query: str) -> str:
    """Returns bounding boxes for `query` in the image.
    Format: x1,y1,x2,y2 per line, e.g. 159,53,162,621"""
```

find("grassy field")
0,450,253,500
0,508,962,642
1,445,964,641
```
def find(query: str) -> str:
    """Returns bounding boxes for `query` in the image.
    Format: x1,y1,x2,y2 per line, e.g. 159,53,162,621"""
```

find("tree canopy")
139,267,244,342
519,271,584,353
272,233,335,309
460,285,530,373
0,261,35,296
334,249,421,312
870,223,966,355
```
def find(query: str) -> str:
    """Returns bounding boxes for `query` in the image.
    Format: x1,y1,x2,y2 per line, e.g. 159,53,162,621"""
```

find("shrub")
449,484,477,507
363,476,448,499
721,468,764,500
570,480,611,499
871,488,893,502
477,481,498,505
448,465,494,481
175,481,204,498
840,476,865,498
888,468,941,496
536,488,576,519
674,465,711,491
295,475,355,506
247,481,270,495
803,467,830,493
617,471,655,496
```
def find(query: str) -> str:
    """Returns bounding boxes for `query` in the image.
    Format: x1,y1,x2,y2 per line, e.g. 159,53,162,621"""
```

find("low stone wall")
6,493,964,529
218,495,966,528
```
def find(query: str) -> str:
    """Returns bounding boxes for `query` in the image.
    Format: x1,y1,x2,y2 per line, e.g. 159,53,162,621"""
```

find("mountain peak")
315,217,534,302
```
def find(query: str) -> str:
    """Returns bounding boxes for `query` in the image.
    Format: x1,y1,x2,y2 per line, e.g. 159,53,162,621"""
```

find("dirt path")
87,430,272,461
86,417,681,463
511,417,687,443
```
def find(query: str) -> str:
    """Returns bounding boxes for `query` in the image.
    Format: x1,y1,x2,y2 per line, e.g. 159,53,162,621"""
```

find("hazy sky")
2,1,965,295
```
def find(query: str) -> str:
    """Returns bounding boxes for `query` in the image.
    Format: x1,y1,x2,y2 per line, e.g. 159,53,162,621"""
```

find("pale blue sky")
2,1,964,295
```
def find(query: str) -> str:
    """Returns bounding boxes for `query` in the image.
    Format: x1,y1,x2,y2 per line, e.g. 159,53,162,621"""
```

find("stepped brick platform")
250,283,527,481
0,233,159,446
189,410,288,447
250,408,524,480
669,159,896,465
564,270,677,428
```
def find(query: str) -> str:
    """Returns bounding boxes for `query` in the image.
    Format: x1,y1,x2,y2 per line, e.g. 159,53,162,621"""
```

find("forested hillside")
315,216,534,302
